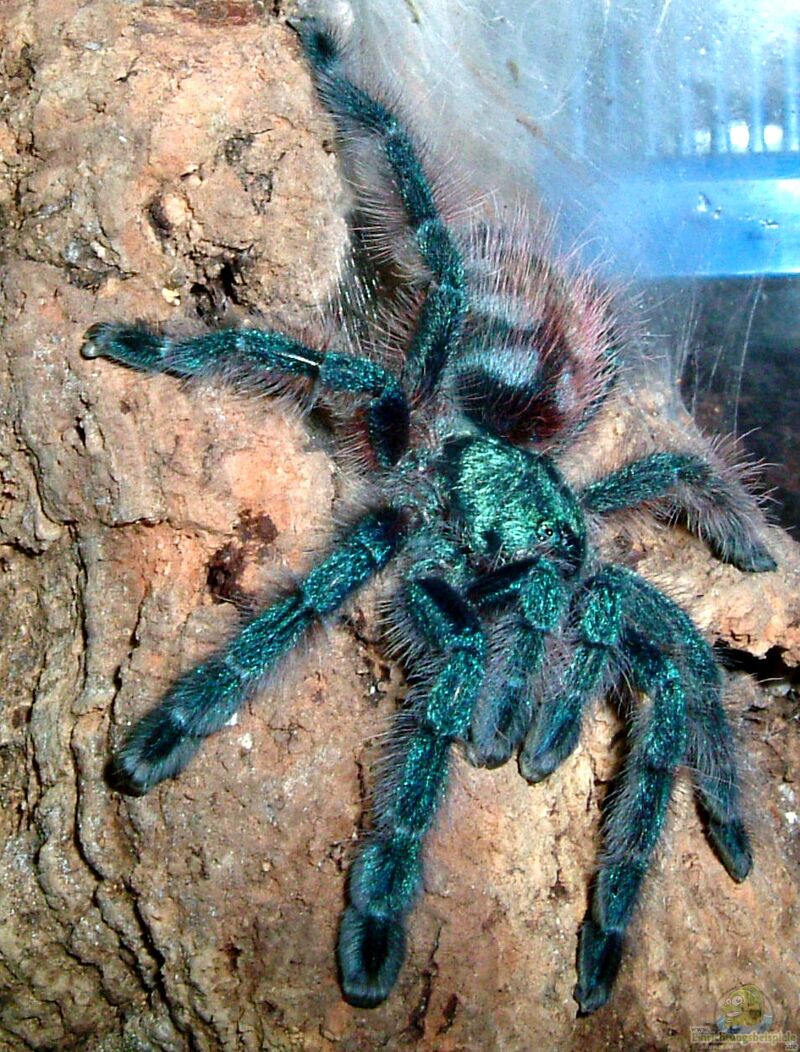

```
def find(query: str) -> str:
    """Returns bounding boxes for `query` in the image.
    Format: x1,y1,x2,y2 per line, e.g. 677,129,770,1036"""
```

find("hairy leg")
466,558,567,768
339,576,485,1007
580,451,775,572
575,635,688,1014
624,575,752,880
110,510,404,795
539,566,752,881
508,561,744,1009
466,616,543,768
519,566,625,783
82,324,409,466
293,17,467,399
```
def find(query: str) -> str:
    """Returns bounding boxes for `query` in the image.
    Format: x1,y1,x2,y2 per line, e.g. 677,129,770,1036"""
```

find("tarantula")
81,18,776,1014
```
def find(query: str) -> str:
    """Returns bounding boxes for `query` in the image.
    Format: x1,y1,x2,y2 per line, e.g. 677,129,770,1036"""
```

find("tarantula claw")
80,321,168,370
519,720,582,783
464,739,513,769
106,689,212,796
338,908,406,1009
574,916,624,1015
723,538,777,574
81,322,117,358
518,749,560,784
105,754,150,797
105,725,200,798
706,817,753,882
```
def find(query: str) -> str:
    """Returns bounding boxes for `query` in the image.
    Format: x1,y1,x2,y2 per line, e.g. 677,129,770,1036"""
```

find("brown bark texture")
1,3,799,1050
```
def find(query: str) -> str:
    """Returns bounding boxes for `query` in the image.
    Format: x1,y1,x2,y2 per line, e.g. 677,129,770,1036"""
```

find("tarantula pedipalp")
81,17,776,1014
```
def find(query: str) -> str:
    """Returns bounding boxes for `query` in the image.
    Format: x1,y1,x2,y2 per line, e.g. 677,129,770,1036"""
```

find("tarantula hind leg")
575,637,688,1014
107,510,404,795
81,323,410,466
580,451,776,573
339,577,486,1007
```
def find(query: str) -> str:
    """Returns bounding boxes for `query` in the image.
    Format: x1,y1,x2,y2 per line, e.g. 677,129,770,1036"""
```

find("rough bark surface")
1,4,798,1051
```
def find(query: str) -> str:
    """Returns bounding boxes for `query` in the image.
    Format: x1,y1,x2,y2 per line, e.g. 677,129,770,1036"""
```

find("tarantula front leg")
519,567,625,783
339,576,486,1007
575,634,688,1014
466,558,569,768
110,509,404,795
531,565,747,1011
294,18,468,399
581,452,776,572
82,325,410,466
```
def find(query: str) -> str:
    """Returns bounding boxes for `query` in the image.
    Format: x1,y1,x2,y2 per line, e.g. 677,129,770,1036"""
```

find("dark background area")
649,277,800,534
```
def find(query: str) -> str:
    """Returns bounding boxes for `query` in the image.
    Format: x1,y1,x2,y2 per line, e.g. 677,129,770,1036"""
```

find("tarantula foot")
519,738,576,783
714,534,777,574
338,907,405,1009
81,322,130,358
81,322,166,369
287,16,340,74
518,749,559,783
106,753,152,797
520,721,580,783
574,915,623,1015
707,817,753,882
81,322,114,358
464,739,513,770
736,546,777,574
107,707,203,796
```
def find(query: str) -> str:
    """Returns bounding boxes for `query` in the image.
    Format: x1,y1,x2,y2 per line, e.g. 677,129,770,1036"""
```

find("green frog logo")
716,985,774,1034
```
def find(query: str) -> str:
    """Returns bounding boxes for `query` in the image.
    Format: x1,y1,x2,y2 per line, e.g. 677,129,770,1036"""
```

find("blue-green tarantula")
82,18,776,1014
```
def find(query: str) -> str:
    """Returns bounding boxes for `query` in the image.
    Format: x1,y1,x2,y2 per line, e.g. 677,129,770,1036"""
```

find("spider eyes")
538,522,556,540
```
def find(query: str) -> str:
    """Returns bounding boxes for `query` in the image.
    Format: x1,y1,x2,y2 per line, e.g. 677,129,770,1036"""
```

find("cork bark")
1,3,798,1050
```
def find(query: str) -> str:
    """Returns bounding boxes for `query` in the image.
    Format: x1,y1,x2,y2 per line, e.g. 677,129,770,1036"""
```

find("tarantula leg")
520,569,624,783
520,647,606,784
467,559,567,768
466,623,543,768
109,510,404,796
339,577,486,1008
315,350,410,466
82,325,409,466
81,322,320,377
625,576,753,880
575,639,688,1014
293,17,468,399
580,452,776,572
